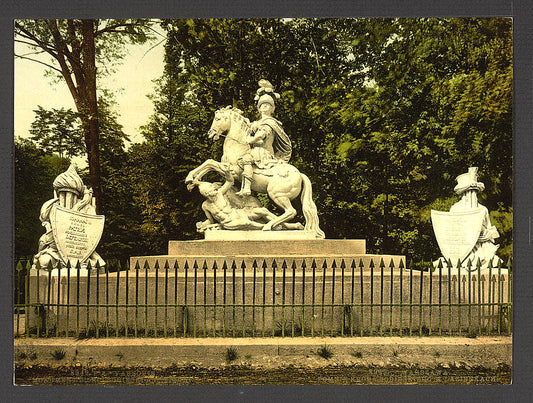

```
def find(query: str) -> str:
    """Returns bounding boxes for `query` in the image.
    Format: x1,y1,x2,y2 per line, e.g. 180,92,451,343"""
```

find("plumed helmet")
53,163,84,197
454,167,485,194
254,79,280,107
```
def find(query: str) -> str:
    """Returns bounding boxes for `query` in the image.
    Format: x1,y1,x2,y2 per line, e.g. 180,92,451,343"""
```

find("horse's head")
208,106,251,142
208,106,233,141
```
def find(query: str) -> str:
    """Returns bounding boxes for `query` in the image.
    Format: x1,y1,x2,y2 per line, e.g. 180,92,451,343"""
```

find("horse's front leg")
185,159,224,185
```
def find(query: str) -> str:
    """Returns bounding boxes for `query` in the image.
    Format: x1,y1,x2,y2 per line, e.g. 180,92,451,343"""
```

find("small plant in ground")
29,352,37,360
434,351,441,358
17,352,27,360
225,347,238,363
115,352,124,359
317,345,333,360
51,349,66,360
244,354,252,360
467,329,478,339
392,350,399,357
351,351,363,359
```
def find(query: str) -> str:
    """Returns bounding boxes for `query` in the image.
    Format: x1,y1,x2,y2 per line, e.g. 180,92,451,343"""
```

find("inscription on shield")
431,209,485,264
50,205,105,264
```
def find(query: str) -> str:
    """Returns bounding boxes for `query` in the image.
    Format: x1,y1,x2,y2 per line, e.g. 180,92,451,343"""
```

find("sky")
14,33,166,146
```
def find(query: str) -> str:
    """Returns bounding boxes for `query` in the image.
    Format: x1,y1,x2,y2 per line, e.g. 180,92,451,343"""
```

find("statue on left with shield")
32,163,105,270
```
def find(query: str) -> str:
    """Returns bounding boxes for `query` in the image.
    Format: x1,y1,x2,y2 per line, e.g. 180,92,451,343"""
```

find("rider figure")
235,79,292,197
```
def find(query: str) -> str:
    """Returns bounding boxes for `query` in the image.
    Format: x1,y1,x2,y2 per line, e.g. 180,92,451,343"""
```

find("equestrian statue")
185,80,325,239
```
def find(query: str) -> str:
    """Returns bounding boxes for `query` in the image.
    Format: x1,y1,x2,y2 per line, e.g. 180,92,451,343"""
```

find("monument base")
203,229,317,240
130,237,405,272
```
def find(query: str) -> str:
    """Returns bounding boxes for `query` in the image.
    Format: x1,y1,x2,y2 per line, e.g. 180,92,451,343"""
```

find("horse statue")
185,106,325,239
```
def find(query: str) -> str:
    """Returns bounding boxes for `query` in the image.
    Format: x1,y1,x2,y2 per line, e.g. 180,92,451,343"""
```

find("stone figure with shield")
32,163,105,270
431,167,500,269
186,80,324,238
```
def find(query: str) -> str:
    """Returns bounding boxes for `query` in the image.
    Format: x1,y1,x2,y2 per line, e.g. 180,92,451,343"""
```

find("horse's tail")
300,173,325,239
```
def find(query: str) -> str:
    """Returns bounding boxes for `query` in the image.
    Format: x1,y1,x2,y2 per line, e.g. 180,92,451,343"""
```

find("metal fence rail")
14,257,512,338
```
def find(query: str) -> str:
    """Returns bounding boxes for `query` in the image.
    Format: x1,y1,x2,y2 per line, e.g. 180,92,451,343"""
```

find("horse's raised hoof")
262,224,273,231
186,183,196,191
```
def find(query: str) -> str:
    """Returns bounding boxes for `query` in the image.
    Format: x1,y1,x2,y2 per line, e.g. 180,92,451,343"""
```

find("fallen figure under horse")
185,106,325,239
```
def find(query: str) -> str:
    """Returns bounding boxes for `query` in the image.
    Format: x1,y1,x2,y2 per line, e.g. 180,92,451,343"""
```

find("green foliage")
130,17,512,261
489,207,513,260
51,348,66,360
224,347,238,363
29,106,85,158
351,351,363,358
14,138,70,258
15,19,154,213
15,18,512,263
17,97,132,260
317,344,334,359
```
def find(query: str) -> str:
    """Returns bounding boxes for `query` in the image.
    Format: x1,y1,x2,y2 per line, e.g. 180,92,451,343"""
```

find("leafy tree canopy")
16,18,513,263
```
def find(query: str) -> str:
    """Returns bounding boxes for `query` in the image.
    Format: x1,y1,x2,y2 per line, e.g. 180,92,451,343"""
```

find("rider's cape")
256,117,292,162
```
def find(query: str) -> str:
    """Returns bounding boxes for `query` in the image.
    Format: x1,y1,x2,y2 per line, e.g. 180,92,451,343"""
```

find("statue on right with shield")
431,167,500,269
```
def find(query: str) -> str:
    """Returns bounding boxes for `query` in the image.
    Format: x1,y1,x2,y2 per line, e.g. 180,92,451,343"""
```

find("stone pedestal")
130,236,404,271
203,230,318,240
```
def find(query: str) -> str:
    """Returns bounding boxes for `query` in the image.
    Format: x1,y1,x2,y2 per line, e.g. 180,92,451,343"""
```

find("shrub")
317,345,333,359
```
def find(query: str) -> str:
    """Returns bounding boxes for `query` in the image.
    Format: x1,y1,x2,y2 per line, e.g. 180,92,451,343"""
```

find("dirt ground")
15,363,511,385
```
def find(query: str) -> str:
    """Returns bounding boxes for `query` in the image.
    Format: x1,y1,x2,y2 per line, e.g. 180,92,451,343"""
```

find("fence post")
437,258,443,336
301,259,307,337
155,260,160,337
291,260,297,338
241,260,246,338
330,259,336,337
24,260,31,337
379,258,384,337
359,259,364,337
135,261,140,338
164,260,170,338
95,260,100,338
231,260,237,338
311,259,316,337
340,259,345,337
370,258,375,336
212,261,217,337
321,260,327,337
204,260,209,338
124,260,130,337
389,259,394,336
399,259,405,336
271,259,277,337
252,260,257,337
193,260,198,338
115,262,120,337
281,260,287,338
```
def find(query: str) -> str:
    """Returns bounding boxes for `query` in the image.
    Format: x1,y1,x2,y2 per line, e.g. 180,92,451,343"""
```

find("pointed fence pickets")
14,256,512,338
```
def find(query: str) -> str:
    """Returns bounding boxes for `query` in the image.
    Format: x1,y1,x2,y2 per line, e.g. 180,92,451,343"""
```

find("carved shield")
431,208,485,264
50,204,105,265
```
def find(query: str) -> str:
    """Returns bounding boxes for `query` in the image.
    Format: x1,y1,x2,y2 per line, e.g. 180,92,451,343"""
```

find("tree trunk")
80,20,103,214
